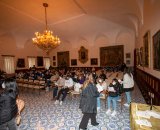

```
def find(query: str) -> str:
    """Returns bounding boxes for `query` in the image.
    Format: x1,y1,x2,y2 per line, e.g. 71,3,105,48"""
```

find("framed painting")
100,45,124,66
126,53,131,58
37,56,43,67
57,51,69,67
143,31,150,67
53,62,56,66
17,58,25,68
153,30,160,71
136,48,141,66
126,60,130,65
78,46,88,64
71,59,77,66
53,56,56,61
140,47,144,66
91,58,98,65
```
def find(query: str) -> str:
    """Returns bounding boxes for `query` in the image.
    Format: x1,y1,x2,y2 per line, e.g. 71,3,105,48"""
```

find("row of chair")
16,78,46,95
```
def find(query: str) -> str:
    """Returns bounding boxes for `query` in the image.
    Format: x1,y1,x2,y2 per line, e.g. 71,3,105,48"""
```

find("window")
3,56,15,74
28,57,36,68
44,58,50,69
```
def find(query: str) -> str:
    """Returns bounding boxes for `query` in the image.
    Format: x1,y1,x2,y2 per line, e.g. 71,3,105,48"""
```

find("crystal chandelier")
32,3,60,54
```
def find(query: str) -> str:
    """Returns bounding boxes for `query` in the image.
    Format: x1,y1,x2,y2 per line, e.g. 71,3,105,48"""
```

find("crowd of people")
0,65,134,130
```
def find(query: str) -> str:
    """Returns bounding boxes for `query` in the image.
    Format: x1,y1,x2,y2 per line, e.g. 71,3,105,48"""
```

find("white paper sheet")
135,119,152,127
108,87,115,92
146,110,160,119
136,111,150,119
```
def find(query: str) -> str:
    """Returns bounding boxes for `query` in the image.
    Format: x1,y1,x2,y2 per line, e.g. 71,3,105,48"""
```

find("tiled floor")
18,83,145,130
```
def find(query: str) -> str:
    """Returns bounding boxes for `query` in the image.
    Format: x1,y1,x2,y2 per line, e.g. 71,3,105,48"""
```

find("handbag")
16,99,25,125
16,114,21,125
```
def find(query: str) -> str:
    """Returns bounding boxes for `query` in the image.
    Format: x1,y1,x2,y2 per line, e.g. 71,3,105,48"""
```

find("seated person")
106,78,121,116
55,75,73,105
52,75,65,100
72,75,85,94
50,71,59,83
74,82,82,93
78,74,85,85
99,70,107,81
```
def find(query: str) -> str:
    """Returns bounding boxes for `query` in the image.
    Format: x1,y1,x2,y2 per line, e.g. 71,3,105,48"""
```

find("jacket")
79,83,99,113
108,83,120,97
122,73,134,92
0,91,18,125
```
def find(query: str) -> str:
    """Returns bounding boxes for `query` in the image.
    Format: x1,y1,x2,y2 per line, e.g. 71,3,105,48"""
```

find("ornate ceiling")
0,0,143,42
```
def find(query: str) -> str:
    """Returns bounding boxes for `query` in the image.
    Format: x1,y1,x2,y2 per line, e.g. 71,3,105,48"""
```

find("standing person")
106,78,120,116
121,67,134,107
0,78,19,130
79,74,100,130
96,78,104,111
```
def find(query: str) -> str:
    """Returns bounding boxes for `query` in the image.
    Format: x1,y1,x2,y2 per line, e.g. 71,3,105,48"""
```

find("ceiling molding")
73,0,87,14
49,14,86,25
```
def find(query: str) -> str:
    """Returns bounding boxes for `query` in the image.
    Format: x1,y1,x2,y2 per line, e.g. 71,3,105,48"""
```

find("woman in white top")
96,78,104,111
121,68,134,107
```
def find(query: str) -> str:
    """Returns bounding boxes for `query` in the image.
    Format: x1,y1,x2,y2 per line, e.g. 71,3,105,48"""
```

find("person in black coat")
79,74,100,130
0,78,18,130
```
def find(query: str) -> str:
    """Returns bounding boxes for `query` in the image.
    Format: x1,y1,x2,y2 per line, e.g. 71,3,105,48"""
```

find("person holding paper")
52,75,65,100
106,78,121,116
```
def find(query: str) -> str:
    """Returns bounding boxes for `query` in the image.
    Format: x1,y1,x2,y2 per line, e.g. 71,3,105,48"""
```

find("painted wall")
0,32,48,70
136,0,160,79
49,29,135,67
0,25,135,71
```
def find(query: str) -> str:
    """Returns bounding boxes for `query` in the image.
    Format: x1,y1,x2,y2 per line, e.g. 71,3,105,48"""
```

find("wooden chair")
100,90,108,108
69,83,82,99
34,80,46,95
22,79,29,91
28,79,34,92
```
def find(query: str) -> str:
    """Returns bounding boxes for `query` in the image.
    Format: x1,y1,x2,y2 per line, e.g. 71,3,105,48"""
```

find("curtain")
3,56,15,74
44,58,50,69
28,57,36,68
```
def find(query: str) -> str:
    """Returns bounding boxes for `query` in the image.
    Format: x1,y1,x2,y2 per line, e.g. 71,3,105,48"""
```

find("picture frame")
143,31,150,67
53,62,56,66
17,58,25,68
136,48,141,66
126,53,131,58
71,59,77,66
53,56,56,61
140,47,144,66
126,60,130,65
57,51,69,67
91,58,98,65
37,56,43,67
100,45,124,66
153,30,160,71
78,46,88,64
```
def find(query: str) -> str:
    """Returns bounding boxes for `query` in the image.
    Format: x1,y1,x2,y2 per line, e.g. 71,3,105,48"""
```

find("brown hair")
82,74,93,89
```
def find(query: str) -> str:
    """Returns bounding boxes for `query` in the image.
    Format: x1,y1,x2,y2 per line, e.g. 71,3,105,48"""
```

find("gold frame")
78,46,88,64
143,31,150,67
